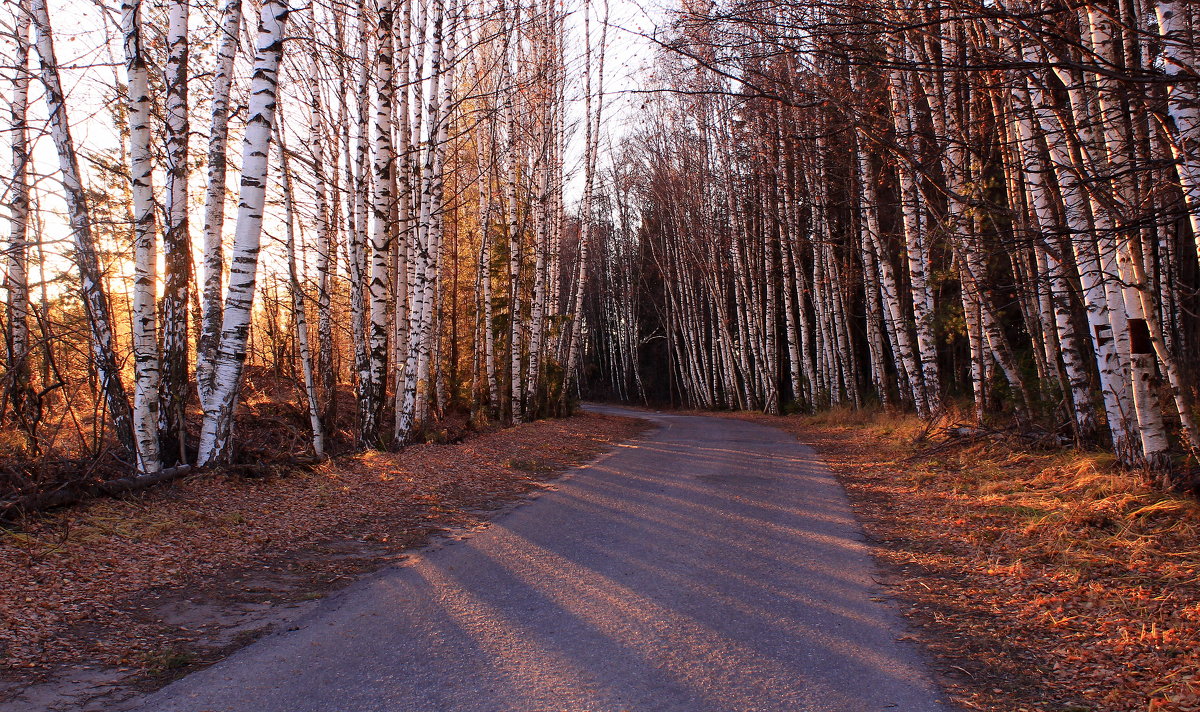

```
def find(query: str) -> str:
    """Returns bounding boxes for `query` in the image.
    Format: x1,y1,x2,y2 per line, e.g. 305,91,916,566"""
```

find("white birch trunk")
763,205,780,413
477,157,500,413
364,0,396,445
856,138,919,408
1008,59,1098,437
197,0,291,466
396,0,450,441
160,0,191,465
778,198,805,407
197,0,244,411
121,0,161,473
306,19,336,417
1081,11,1171,468
1154,2,1200,253
561,0,607,410
524,163,550,413
1026,62,1136,460
888,61,937,414
504,64,524,422
350,2,373,443
6,9,35,446
392,0,414,440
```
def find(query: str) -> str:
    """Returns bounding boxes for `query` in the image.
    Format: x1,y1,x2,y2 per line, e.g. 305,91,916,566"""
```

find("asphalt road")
130,406,955,712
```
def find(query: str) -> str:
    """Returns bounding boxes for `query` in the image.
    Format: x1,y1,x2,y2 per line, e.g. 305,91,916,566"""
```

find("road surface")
130,406,955,712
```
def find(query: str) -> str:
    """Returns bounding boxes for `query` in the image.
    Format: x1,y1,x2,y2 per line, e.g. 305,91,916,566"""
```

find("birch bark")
560,0,607,410
6,9,35,448
160,0,191,465
364,0,396,445
121,0,161,472
197,0,243,411
1154,2,1200,252
279,131,325,457
888,59,937,415
396,0,450,441
197,0,292,466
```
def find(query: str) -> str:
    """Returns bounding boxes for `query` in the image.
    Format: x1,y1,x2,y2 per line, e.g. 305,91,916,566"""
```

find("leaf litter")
0,412,649,709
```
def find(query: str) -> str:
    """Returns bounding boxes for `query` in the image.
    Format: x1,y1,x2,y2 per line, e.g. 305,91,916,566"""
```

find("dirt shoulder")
0,411,650,711
730,409,1200,712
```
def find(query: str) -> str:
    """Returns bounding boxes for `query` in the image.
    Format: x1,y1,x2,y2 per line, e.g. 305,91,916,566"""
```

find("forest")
582,0,1200,490
2,0,1200,505
2,0,608,511
5,0,1200,709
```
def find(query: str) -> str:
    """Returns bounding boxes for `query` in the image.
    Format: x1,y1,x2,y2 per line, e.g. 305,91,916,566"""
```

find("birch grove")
5,0,1200,494
1,0,596,481
579,0,1200,487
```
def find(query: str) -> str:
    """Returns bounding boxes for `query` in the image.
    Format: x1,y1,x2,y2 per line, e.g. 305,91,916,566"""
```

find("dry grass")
733,407,1200,712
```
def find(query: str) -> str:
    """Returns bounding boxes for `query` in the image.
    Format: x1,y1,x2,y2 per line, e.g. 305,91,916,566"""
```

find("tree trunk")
196,0,292,466
197,0,244,412
121,0,162,473
6,9,36,451
160,0,191,466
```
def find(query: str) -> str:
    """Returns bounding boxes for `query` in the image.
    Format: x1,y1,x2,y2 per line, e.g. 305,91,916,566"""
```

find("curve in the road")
129,406,956,712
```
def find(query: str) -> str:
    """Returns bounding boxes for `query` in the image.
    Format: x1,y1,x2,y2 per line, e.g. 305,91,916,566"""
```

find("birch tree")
279,129,325,457
197,0,292,466
198,0,245,410
576,0,1200,485
6,8,35,448
159,0,191,464
120,0,161,473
